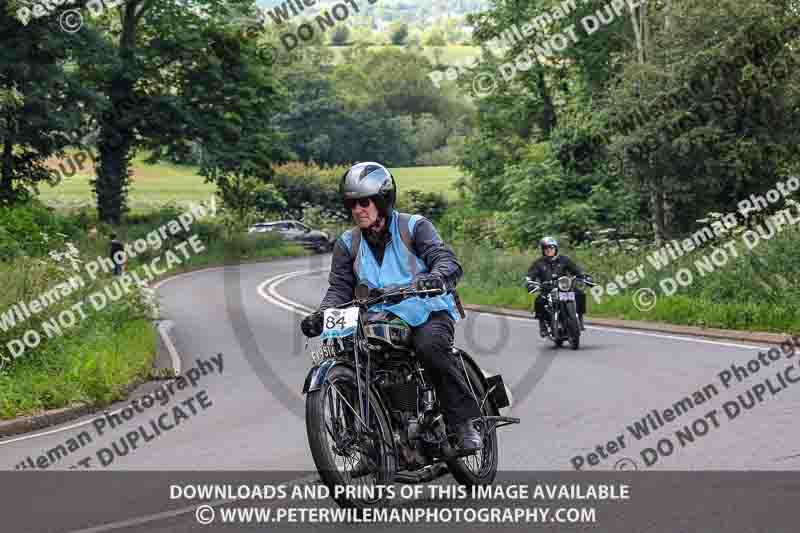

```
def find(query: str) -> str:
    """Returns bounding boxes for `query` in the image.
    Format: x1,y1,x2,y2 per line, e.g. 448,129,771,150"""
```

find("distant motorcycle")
302,282,520,509
526,274,595,350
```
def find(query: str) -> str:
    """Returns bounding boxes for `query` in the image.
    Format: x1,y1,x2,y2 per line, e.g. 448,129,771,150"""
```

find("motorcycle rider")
526,236,587,337
300,162,483,461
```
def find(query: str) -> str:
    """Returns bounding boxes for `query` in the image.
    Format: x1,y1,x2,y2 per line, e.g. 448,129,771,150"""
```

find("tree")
607,0,800,242
72,0,273,224
389,22,409,45
169,25,287,217
0,7,86,204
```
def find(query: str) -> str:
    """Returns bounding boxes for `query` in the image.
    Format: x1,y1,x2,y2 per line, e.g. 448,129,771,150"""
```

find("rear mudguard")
451,347,509,410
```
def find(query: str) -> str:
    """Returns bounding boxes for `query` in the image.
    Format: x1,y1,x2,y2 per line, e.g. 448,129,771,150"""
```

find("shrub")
397,189,449,222
0,200,80,261
271,161,348,219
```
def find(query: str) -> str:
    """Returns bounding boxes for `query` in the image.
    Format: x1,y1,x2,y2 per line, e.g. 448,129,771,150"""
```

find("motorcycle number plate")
322,307,360,339
558,291,575,301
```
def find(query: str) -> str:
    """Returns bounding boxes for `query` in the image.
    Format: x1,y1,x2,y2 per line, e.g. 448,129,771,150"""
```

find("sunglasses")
345,198,373,210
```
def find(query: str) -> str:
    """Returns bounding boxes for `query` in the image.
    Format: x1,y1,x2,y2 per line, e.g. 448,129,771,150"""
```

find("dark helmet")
340,162,396,217
540,236,559,257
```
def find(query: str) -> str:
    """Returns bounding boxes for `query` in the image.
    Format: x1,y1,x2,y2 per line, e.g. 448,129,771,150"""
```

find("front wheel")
564,301,580,350
551,312,563,348
446,357,499,486
305,365,397,508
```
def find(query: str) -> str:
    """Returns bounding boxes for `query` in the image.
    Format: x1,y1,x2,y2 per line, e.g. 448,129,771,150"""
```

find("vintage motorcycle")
525,274,595,350
302,282,520,509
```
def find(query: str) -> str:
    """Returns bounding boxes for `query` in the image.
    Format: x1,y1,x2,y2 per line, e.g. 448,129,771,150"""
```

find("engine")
375,363,438,470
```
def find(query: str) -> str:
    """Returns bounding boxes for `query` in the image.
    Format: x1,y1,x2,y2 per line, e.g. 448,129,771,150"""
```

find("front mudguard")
301,358,394,416
302,358,340,394
301,358,398,463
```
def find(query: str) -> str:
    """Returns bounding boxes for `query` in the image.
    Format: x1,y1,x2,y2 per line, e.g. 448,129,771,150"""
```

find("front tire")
565,301,580,350
446,357,499,486
305,365,397,508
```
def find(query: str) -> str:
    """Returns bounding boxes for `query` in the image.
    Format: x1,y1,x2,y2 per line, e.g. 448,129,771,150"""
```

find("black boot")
455,420,483,451
538,319,548,338
579,314,585,331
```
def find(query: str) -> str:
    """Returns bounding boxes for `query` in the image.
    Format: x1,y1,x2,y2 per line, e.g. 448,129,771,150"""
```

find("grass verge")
0,207,308,420
0,319,154,420
455,231,800,334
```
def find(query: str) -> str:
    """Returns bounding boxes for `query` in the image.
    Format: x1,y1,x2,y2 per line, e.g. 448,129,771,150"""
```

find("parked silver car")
248,220,333,253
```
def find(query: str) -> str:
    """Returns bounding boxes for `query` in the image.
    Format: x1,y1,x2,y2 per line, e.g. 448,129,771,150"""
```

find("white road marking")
62,474,321,533
1,264,764,448
469,309,765,350
263,268,768,352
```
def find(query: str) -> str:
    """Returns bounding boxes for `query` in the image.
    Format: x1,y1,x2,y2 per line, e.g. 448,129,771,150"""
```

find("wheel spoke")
329,382,368,429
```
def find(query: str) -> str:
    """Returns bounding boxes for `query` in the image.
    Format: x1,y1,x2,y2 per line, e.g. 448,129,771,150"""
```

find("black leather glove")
414,273,445,294
301,311,324,337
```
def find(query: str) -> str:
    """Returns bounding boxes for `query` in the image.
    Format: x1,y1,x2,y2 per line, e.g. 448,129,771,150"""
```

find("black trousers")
411,311,481,428
535,291,586,319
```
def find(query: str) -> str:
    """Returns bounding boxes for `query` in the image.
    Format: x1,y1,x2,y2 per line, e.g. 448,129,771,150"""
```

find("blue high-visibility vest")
340,210,459,326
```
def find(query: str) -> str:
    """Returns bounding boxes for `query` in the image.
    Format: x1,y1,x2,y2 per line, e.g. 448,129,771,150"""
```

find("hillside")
256,0,490,26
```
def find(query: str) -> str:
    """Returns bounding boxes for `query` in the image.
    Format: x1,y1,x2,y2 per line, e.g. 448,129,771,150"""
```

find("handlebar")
525,274,596,292
311,284,446,317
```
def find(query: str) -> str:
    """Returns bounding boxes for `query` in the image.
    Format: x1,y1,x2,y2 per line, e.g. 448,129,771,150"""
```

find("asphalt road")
2,255,799,532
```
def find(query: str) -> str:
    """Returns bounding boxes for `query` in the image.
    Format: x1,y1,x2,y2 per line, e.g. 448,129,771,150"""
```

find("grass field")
39,154,463,208
391,166,462,199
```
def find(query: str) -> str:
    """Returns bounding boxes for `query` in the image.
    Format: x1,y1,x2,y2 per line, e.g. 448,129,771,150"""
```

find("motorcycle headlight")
557,276,572,291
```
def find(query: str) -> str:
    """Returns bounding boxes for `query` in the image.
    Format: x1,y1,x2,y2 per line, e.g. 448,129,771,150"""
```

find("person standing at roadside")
110,233,125,276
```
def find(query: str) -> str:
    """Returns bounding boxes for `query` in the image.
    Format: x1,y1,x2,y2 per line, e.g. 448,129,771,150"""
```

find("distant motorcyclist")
300,162,482,458
526,236,587,337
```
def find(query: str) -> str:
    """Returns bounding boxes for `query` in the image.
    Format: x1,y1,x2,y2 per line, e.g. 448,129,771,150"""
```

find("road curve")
2,255,799,532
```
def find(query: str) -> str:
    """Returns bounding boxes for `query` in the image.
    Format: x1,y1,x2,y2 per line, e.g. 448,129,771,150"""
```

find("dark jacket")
110,239,124,263
526,254,583,284
320,215,462,311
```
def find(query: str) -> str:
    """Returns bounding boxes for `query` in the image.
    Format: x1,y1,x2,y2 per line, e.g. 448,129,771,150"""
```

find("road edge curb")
463,304,791,345
0,254,313,439
0,320,178,439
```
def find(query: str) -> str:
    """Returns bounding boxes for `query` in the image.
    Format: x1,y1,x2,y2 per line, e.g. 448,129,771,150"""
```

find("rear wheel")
446,357,499,486
305,365,397,508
